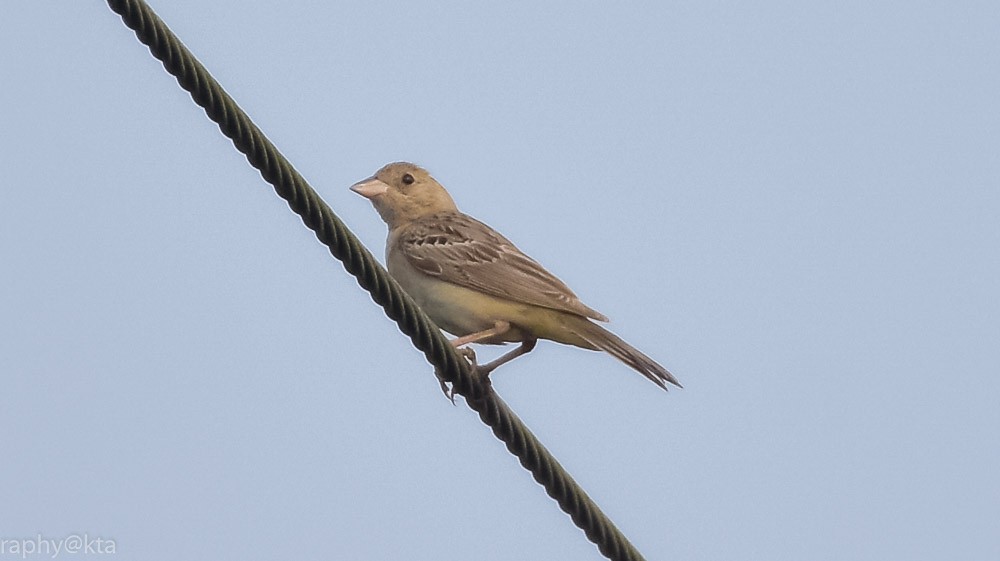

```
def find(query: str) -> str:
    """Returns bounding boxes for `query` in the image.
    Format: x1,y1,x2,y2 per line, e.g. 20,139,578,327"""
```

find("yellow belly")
387,251,591,348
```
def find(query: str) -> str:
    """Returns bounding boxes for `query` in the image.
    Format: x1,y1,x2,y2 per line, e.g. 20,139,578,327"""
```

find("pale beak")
350,177,390,199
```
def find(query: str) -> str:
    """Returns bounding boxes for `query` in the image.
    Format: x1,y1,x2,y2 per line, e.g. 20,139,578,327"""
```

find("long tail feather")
567,318,682,390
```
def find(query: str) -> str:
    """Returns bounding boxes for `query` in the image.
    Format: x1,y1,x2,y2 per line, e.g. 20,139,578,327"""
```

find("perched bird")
351,162,680,391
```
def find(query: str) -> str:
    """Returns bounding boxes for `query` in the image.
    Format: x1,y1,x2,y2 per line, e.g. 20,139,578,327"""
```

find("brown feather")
397,212,610,322
562,315,682,389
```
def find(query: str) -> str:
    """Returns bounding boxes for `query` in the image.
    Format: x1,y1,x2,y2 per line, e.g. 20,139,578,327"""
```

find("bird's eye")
401,173,415,185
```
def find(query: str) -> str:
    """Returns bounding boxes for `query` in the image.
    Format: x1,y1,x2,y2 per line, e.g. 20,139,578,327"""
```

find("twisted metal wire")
106,1,647,559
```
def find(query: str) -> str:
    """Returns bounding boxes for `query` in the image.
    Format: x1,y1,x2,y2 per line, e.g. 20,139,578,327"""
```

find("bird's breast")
386,247,528,343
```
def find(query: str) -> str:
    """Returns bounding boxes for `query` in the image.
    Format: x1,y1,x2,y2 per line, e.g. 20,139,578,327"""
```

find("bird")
350,162,680,393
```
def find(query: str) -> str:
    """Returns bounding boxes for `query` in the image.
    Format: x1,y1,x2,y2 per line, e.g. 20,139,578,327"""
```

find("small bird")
351,162,680,392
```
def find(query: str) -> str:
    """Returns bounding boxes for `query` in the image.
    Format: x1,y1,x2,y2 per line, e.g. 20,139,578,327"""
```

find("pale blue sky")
2,2,998,560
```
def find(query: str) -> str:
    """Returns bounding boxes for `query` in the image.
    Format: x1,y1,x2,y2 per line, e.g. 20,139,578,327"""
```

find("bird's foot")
457,346,494,387
448,346,496,392
436,346,504,403
457,346,477,364
471,363,494,388
434,369,456,405
434,347,482,404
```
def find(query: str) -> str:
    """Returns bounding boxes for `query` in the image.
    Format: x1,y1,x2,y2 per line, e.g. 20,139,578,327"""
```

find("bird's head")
350,162,458,228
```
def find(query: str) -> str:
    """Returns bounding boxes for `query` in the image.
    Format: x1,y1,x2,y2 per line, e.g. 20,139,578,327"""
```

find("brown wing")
396,212,609,322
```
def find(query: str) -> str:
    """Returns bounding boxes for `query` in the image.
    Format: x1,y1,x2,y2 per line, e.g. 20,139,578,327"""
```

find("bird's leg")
432,321,512,400
478,338,537,376
450,320,511,348
446,321,537,386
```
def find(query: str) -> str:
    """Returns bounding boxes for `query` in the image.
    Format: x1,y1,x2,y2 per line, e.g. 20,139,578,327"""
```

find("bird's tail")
565,318,682,390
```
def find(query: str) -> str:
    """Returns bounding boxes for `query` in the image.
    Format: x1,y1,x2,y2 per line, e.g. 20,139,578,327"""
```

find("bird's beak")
350,177,390,199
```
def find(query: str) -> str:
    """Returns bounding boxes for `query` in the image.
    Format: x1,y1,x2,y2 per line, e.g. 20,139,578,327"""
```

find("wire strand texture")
105,2,648,560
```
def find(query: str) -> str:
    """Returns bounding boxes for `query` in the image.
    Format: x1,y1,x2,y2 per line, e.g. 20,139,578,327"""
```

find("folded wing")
397,212,609,322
